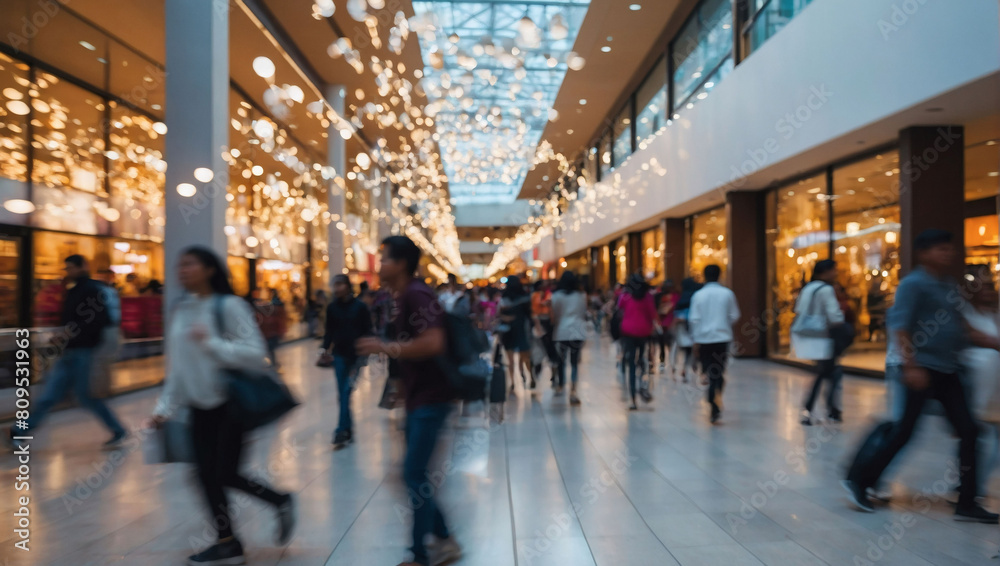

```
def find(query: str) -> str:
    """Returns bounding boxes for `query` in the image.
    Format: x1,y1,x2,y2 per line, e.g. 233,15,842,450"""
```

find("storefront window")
0,235,20,328
768,174,829,357
31,75,106,194
0,54,29,183
671,0,734,112
108,105,166,241
689,206,727,281
227,255,251,298
832,152,901,371
256,258,307,330
636,58,667,145
641,227,665,285
32,231,164,335
966,215,999,277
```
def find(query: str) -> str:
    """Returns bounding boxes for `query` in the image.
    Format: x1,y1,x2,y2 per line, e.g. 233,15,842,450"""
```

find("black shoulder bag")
213,295,299,430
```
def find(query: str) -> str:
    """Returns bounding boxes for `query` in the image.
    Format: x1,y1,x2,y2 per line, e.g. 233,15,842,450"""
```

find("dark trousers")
404,403,453,565
803,358,842,417
622,336,647,403
333,355,357,435
191,403,287,541
556,340,583,387
28,347,125,436
699,342,730,417
849,369,980,507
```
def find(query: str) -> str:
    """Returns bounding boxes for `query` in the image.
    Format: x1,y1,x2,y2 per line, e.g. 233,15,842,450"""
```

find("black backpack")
437,311,491,400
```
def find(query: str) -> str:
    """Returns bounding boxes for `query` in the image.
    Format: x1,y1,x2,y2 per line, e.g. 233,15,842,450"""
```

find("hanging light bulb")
313,0,335,17
549,13,568,40
177,183,197,197
346,0,368,21
286,85,305,103
252,56,275,79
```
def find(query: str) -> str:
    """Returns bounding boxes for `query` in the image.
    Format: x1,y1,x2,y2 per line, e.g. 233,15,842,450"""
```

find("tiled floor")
2,335,999,565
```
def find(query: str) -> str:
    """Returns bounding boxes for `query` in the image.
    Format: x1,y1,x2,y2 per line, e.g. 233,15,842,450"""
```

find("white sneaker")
428,537,462,566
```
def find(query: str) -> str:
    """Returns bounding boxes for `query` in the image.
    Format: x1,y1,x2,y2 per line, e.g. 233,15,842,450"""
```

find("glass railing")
743,0,815,57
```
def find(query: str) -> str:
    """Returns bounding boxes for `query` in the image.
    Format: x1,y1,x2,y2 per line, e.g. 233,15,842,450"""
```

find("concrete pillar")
726,191,766,358
326,85,347,282
663,218,686,285
163,0,229,310
899,126,965,279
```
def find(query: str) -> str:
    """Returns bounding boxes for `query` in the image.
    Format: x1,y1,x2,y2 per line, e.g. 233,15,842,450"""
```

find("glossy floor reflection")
2,336,998,565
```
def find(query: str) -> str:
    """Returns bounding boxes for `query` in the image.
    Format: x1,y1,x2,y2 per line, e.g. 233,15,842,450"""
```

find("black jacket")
63,277,111,349
322,297,373,360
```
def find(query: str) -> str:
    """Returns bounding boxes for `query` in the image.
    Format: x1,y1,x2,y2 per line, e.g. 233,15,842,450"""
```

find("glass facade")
688,206,727,281
635,57,668,146
671,0,734,112
766,153,901,371
767,173,828,358
612,107,632,170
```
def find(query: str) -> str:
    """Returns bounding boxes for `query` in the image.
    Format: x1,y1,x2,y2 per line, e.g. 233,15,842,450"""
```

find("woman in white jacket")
148,247,295,566
792,260,846,426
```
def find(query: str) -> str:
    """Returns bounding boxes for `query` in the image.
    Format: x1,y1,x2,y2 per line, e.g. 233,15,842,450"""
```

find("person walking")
92,268,123,397
551,271,587,404
793,260,849,425
499,277,534,394
670,278,701,382
655,280,678,375
149,247,295,565
689,264,741,424
323,274,373,448
843,230,998,522
10,255,127,449
356,236,462,566
618,274,658,410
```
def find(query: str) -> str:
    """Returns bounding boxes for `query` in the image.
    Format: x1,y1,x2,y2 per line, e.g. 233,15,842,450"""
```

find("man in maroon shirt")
357,236,461,566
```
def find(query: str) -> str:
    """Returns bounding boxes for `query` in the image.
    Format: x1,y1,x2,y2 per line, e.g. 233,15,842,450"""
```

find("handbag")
791,283,830,339
213,296,299,430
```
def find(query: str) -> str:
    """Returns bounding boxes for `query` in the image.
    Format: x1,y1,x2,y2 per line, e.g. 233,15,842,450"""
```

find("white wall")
541,0,1000,262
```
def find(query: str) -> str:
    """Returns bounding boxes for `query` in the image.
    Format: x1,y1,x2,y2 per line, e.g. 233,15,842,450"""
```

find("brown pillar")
627,232,643,277
663,218,686,286
727,191,766,358
899,126,965,279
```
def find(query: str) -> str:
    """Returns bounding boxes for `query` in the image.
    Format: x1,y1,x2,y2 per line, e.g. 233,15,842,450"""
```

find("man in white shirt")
689,264,741,424
439,273,463,313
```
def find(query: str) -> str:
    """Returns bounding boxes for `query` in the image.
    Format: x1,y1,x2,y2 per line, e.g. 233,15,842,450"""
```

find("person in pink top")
618,273,659,410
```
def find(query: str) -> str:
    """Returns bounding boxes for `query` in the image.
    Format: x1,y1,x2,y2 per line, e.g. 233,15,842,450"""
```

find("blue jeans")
334,355,357,435
28,348,125,436
404,403,452,565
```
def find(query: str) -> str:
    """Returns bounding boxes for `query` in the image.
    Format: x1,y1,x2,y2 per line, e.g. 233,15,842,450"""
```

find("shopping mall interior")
0,0,999,565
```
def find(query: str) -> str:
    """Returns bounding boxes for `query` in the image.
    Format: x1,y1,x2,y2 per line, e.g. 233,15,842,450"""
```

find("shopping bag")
142,420,194,464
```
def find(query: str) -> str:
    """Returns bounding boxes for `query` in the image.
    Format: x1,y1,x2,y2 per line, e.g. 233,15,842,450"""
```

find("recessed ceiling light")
567,129,574,135
579,99,587,105
79,40,96,51
629,4,641,10
989,172,999,177
606,36,613,41
601,46,611,53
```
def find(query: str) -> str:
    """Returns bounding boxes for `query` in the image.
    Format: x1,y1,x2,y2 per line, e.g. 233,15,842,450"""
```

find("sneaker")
828,411,843,423
188,538,245,565
530,378,537,390
841,479,874,513
276,494,297,545
639,388,653,403
332,431,352,447
428,536,462,566
569,393,581,405
710,411,720,424
800,410,813,426
554,386,564,396
102,430,128,451
628,403,638,411
955,503,1000,524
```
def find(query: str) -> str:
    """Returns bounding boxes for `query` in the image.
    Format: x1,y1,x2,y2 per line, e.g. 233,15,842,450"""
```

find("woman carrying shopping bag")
148,247,296,565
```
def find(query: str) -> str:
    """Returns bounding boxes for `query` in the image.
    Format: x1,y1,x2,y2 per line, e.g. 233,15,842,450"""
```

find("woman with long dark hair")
499,276,534,394
670,277,701,383
149,247,295,565
551,271,587,404
619,273,658,410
